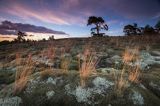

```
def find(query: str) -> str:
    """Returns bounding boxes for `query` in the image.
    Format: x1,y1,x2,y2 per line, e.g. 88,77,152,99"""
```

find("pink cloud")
5,5,70,25
2,2,87,26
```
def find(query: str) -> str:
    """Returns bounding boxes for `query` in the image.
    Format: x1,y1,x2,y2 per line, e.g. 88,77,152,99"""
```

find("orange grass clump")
122,47,139,64
79,48,99,87
40,69,54,79
128,65,141,83
14,54,35,94
114,47,141,96
47,46,55,60
113,67,128,96
60,57,71,74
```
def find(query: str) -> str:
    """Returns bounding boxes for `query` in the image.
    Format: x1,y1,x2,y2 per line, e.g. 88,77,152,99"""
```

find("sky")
0,0,160,40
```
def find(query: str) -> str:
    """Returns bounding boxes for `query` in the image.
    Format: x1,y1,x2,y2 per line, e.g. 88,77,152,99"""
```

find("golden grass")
47,46,55,60
40,69,54,79
113,67,128,96
79,48,99,87
60,57,71,74
40,46,55,59
15,53,21,65
114,47,141,96
14,54,35,94
122,47,139,64
128,66,140,83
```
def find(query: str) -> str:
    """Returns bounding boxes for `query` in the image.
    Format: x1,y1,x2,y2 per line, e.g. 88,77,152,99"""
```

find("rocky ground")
0,36,160,106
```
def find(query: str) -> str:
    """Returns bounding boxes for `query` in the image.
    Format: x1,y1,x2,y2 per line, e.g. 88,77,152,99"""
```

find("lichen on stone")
46,90,55,99
46,77,56,85
0,96,22,106
93,77,114,88
65,77,114,105
74,86,93,104
130,91,144,105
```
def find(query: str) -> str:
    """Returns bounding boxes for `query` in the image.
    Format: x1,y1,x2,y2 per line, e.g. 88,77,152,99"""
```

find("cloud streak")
1,0,159,26
0,20,67,35
4,4,70,25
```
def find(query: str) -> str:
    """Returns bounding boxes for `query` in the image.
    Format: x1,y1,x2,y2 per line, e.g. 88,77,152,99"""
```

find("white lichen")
32,56,54,67
0,96,22,106
128,52,160,70
98,68,119,74
93,77,114,88
74,86,93,104
46,77,56,85
65,85,93,104
92,77,114,94
65,77,113,104
46,91,55,99
25,77,45,94
131,91,144,105
139,83,146,90
149,82,160,90
65,84,73,95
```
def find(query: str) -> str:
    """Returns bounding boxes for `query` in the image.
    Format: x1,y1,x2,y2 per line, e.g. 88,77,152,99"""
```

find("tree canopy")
87,16,108,37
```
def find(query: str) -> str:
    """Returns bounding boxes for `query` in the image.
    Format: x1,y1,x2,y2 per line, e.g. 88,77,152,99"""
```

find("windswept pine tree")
87,16,108,37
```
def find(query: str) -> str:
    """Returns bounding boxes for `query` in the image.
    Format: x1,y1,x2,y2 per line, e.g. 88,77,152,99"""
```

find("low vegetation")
0,18,160,106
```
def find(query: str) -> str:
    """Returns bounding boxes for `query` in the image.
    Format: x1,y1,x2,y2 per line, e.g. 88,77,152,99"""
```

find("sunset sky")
0,0,160,40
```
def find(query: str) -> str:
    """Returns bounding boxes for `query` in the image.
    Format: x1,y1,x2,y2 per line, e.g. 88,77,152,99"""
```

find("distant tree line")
13,31,55,43
0,30,55,45
87,16,160,37
123,20,160,36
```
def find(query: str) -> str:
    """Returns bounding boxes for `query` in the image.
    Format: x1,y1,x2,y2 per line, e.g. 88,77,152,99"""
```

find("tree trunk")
96,24,99,35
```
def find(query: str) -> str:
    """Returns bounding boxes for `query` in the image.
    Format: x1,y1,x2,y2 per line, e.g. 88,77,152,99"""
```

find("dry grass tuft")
128,66,140,83
16,53,21,65
40,69,54,80
113,67,128,96
114,47,141,96
122,47,139,64
14,53,35,94
60,57,71,74
79,48,99,87
47,46,55,60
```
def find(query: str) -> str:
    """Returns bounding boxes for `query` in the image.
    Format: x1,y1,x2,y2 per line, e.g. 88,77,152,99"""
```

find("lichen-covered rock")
65,85,94,104
139,83,146,90
149,82,160,97
133,61,150,70
96,52,108,57
151,51,160,56
32,56,54,67
74,86,93,104
130,91,144,105
111,55,122,63
93,77,114,88
129,52,160,70
46,90,55,99
0,96,22,106
149,82,160,91
97,68,119,74
65,77,114,105
0,84,14,98
25,77,45,94
46,77,56,85
92,77,114,94
69,60,79,70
